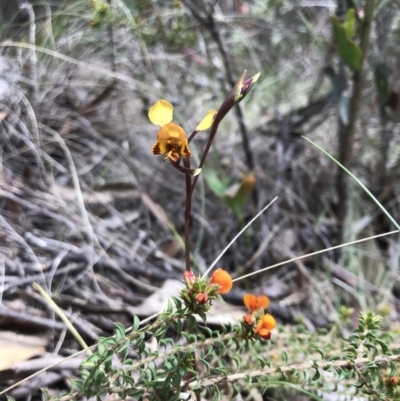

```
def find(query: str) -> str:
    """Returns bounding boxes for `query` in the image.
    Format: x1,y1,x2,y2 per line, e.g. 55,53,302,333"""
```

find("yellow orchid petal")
158,122,187,142
148,100,174,126
196,110,217,131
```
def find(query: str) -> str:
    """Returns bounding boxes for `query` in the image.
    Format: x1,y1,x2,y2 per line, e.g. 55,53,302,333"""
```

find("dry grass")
1,0,400,398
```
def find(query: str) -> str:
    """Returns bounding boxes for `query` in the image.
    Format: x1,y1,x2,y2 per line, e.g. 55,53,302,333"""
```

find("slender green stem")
33,282,91,354
303,136,400,231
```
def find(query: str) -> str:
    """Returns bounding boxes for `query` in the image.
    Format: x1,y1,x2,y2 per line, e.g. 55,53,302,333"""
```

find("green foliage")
37,296,400,401
90,0,116,28
343,8,357,40
204,170,255,220
331,13,362,72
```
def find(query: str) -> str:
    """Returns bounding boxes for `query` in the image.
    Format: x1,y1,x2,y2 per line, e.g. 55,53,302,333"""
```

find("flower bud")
244,314,255,325
196,292,208,304
183,271,196,289
240,73,260,100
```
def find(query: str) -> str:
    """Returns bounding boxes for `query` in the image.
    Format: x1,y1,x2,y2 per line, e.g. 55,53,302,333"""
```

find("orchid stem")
183,156,192,272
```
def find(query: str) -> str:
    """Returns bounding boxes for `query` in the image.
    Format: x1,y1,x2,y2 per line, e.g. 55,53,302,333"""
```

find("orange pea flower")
255,314,276,340
243,294,269,311
149,100,216,163
210,268,232,294
242,293,276,340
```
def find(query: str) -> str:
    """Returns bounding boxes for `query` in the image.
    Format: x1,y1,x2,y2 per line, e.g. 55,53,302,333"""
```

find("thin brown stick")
183,156,192,272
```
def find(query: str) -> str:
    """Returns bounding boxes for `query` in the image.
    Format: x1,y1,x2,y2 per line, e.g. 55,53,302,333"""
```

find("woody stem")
183,156,192,272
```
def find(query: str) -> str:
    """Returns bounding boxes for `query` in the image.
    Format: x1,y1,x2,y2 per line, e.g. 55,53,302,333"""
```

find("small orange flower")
210,268,232,294
255,314,276,339
149,99,216,163
243,294,269,311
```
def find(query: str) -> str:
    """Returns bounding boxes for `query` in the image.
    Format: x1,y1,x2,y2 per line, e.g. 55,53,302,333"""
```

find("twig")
0,306,66,331
353,365,390,401
188,353,400,389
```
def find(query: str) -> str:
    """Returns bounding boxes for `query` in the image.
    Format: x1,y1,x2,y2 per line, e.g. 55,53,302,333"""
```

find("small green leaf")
257,356,266,368
187,315,197,331
343,8,356,40
215,366,227,376
231,355,241,369
166,300,173,314
203,169,229,198
211,385,221,401
315,348,325,358
331,16,361,72
388,362,397,376
114,322,126,341
145,368,153,383
154,325,166,338
171,372,182,388
223,175,256,220
70,379,84,391
171,296,182,309
361,388,372,395
199,358,210,374
103,337,116,345
201,326,213,336
303,369,310,383
312,369,321,381
132,315,140,332
80,369,90,380
232,385,239,397
127,388,144,397
97,342,106,356
117,339,130,354
198,311,207,323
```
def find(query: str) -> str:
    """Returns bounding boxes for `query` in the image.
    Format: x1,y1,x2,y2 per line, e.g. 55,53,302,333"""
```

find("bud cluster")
180,269,233,313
